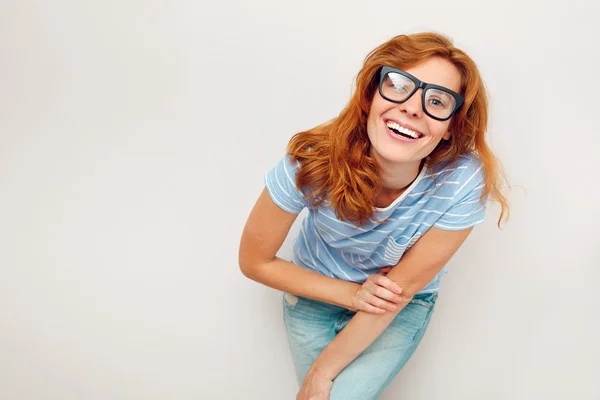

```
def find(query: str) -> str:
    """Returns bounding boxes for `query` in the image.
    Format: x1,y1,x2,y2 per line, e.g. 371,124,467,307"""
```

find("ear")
442,129,452,141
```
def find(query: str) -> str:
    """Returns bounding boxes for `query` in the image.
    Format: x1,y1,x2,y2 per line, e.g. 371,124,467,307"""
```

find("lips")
384,119,424,139
383,119,424,143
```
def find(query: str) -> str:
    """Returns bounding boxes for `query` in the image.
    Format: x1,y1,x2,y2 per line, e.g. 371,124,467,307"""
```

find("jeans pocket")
283,292,299,306
409,292,438,310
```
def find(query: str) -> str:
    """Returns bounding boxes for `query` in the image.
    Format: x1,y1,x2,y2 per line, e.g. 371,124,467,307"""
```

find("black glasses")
378,66,464,121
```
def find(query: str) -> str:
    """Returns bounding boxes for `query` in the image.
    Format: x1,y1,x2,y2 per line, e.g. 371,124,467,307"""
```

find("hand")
296,370,333,400
350,266,403,314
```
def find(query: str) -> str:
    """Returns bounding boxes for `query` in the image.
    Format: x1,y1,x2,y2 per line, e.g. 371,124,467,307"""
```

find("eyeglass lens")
381,72,457,120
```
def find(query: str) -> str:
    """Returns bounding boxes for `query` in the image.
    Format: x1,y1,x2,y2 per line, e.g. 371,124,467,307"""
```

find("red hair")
287,32,510,227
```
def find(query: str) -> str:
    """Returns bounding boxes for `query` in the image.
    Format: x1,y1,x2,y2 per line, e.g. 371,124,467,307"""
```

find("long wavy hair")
287,32,510,227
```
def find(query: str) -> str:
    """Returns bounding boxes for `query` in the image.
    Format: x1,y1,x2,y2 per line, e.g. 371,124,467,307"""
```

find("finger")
373,285,404,304
357,286,398,310
363,281,402,304
363,280,401,303
356,300,386,314
372,274,403,295
365,293,398,311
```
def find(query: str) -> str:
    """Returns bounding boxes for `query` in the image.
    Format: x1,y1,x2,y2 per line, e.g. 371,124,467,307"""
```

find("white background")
1,0,599,399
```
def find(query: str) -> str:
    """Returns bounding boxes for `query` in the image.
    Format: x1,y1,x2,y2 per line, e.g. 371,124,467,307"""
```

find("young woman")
239,32,509,400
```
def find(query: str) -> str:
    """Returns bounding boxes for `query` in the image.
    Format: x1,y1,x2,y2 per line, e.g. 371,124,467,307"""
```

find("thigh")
282,292,347,386
329,293,437,400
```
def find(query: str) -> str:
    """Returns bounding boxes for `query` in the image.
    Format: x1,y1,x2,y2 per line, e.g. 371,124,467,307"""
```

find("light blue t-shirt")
264,153,487,293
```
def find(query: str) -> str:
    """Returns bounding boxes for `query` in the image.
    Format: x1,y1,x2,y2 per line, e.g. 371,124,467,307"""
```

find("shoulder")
429,153,489,230
427,152,483,182
457,152,484,172
455,153,485,189
263,153,307,214
267,153,303,179
414,152,485,210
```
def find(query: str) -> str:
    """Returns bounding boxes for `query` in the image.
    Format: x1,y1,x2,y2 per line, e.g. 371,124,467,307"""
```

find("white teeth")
386,121,420,139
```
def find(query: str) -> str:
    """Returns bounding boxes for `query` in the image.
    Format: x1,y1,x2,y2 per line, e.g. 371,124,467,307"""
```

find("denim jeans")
282,291,437,400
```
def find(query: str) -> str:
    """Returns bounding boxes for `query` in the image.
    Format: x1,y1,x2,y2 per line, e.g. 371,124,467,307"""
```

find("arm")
304,226,474,381
239,188,362,309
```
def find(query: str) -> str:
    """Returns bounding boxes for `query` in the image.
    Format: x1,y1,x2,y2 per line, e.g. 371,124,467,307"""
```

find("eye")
425,89,454,109
428,98,445,108
385,73,414,96
391,83,410,93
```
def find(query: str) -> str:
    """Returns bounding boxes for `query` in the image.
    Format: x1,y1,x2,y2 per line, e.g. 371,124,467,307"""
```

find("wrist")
344,282,361,311
307,362,336,382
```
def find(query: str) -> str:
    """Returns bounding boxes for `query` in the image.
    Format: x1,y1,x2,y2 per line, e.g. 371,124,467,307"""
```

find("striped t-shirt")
264,152,487,293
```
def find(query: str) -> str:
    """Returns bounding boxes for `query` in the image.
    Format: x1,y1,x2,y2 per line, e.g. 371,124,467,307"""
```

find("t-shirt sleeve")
433,158,488,231
264,154,308,214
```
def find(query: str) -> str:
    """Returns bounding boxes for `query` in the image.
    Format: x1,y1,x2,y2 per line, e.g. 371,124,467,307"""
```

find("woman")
239,32,509,400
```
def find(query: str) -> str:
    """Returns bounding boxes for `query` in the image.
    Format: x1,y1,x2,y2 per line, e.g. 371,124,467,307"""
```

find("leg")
282,292,347,386
329,293,437,400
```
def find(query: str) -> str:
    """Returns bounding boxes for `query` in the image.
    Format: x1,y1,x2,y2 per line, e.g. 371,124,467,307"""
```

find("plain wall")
1,0,599,398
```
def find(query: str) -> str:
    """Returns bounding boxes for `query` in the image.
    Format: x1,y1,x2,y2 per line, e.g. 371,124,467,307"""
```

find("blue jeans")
282,291,437,400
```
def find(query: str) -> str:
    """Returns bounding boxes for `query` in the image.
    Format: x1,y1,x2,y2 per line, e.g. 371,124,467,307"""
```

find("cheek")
368,94,395,120
428,121,451,140
367,103,389,132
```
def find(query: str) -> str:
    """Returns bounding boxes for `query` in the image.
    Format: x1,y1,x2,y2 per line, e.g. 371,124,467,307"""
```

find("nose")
399,88,424,119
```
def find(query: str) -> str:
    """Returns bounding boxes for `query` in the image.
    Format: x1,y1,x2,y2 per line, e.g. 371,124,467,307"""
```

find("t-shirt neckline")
374,162,428,213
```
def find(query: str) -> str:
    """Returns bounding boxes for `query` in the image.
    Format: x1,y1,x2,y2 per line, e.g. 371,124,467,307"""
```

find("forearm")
241,257,360,310
304,227,471,381
307,297,410,380
305,263,429,379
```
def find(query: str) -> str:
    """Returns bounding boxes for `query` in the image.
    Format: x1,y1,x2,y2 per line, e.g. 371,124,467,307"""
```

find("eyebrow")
428,90,452,97
395,69,458,93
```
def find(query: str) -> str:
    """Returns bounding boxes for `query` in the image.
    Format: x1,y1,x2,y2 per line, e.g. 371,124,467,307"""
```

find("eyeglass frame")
378,66,464,121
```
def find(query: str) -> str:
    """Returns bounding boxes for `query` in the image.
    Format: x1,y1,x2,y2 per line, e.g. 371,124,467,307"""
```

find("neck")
377,158,423,195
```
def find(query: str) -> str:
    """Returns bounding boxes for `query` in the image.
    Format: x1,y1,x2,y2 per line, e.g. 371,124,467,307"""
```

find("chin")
371,146,420,165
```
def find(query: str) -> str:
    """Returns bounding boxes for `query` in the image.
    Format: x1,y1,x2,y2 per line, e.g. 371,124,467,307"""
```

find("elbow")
238,251,255,279
238,250,267,281
238,238,256,278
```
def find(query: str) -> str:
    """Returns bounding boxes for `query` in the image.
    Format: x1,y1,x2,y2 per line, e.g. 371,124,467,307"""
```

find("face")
366,57,462,166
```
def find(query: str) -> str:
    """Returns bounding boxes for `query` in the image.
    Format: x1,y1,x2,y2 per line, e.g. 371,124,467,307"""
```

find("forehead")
402,58,462,93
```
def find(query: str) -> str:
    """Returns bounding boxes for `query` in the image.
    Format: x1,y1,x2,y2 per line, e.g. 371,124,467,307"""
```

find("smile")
384,120,424,141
